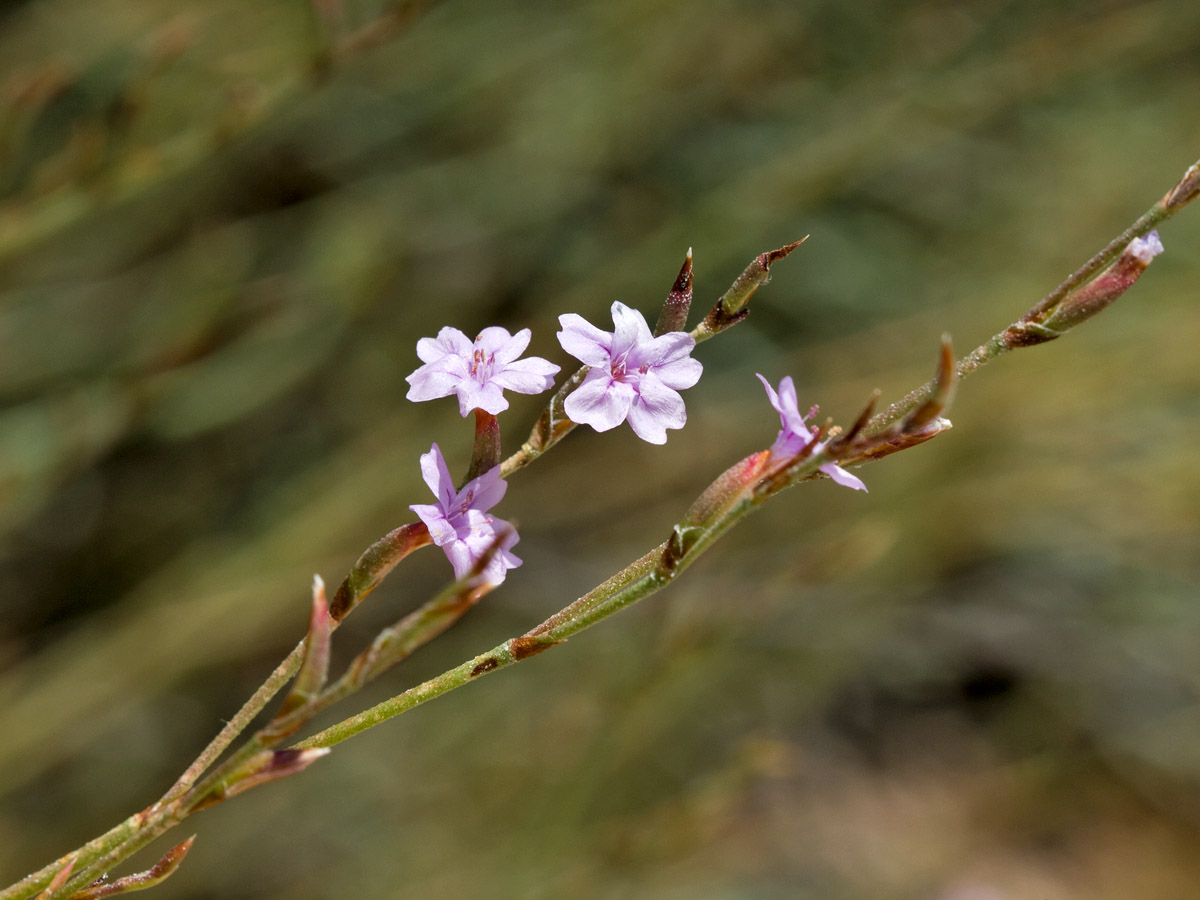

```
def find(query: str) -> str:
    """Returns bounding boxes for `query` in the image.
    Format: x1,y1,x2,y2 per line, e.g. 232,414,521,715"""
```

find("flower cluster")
405,294,864,585
405,307,704,583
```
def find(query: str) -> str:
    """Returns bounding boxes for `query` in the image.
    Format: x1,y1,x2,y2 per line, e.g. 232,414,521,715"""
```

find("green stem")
863,156,1200,437
158,642,304,805
47,818,180,900
12,157,1198,900
1024,199,1175,321
292,455,829,752
865,336,1008,436
0,817,140,900
264,574,493,739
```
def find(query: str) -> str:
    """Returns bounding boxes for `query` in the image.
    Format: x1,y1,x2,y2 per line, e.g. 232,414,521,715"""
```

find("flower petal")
757,373,782,414
409,503,456,546
405,365,461,403
459,466,507,514
631,331,695,369
492,356,560,395
557,314,613,366
609,301,653,358
417,443,456,508
460,380,509,416
417,327,472,364
480,517,522,585
564,368,634,431
820,462,868,492
442,539,477,580
653,355,703,390
482,326,530,365
625,374,686,444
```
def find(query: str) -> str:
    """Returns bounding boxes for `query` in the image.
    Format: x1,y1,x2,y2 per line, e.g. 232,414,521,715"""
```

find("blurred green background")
1,0,1199,897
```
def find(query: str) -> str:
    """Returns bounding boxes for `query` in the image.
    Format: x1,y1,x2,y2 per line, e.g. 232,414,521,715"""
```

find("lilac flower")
557,301,702,444
757,374,867,492
1127,231,1164,264
409,443,521,585
406,326,560,417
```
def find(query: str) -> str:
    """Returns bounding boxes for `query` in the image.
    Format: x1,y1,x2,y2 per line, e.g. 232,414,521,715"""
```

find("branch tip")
903,336,957,432
1164,159,1200,211
656,247,695,335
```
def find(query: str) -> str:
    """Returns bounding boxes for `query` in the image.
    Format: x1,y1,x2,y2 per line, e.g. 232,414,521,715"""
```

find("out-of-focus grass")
1,1,1198,897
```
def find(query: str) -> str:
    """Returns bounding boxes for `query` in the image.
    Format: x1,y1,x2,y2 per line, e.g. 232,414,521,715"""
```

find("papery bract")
406,326,560,417
557,301,702,444
409,443,521,585
757,374,867,492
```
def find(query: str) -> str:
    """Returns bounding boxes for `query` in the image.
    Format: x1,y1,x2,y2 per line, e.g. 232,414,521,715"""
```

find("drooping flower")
557,301,702,444
406,326,560,417
757,374,867,492
409,443,521,585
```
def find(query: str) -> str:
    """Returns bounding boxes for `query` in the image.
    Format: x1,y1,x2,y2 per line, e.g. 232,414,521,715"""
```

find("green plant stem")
10,157,1197,900
0,818,139,900
50,820,182,900
865,336,1008,437
293,453,827,752
863,159,1198,437
263,573,493,739
158,642,304,805
290,564,674,749
1025,194,1181,321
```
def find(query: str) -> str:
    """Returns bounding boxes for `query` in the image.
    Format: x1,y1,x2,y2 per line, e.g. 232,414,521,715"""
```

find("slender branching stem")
7,156,1198,900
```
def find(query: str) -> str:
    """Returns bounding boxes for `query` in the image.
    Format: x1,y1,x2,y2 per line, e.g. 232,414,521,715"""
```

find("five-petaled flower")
406,326,560,417
409,443,521,585
757,374,867,492
557,301,702,444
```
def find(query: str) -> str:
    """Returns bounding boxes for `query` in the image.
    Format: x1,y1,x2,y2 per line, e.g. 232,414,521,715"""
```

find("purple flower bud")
557,301,702,444
758,374,867,492
406,326,560,417
1127,231,1164,265
409,444,521,586
1031,230,1165,339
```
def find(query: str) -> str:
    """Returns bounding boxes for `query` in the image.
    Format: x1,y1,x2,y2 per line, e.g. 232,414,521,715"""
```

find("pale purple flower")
409,443,521,585
557,301,702,444
406,326,560,417
1127,230,1164,265
757,374,867,492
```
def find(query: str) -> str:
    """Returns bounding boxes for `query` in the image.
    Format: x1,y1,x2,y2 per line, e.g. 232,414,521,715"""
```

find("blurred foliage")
1,0,1199,898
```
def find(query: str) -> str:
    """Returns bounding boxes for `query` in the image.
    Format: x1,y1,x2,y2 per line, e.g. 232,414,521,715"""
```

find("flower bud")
1006,231,1163,346
696,238,807,340
1164,160,1200,212
655,248,693,335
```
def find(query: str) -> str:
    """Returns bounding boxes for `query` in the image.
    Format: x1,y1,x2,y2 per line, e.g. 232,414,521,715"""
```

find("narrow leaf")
70,838,195,900
272,575,332,728
329,522,432,621
191,749,331,811
696,237,807,340
902,335,956,432
34,860,73,900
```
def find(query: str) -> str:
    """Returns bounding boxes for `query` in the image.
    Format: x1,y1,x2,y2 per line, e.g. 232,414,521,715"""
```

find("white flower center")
470,348,495,382
610,348,648,384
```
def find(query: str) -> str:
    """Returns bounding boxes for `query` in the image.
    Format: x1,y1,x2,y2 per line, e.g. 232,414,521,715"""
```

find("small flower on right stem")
758,374,868,492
